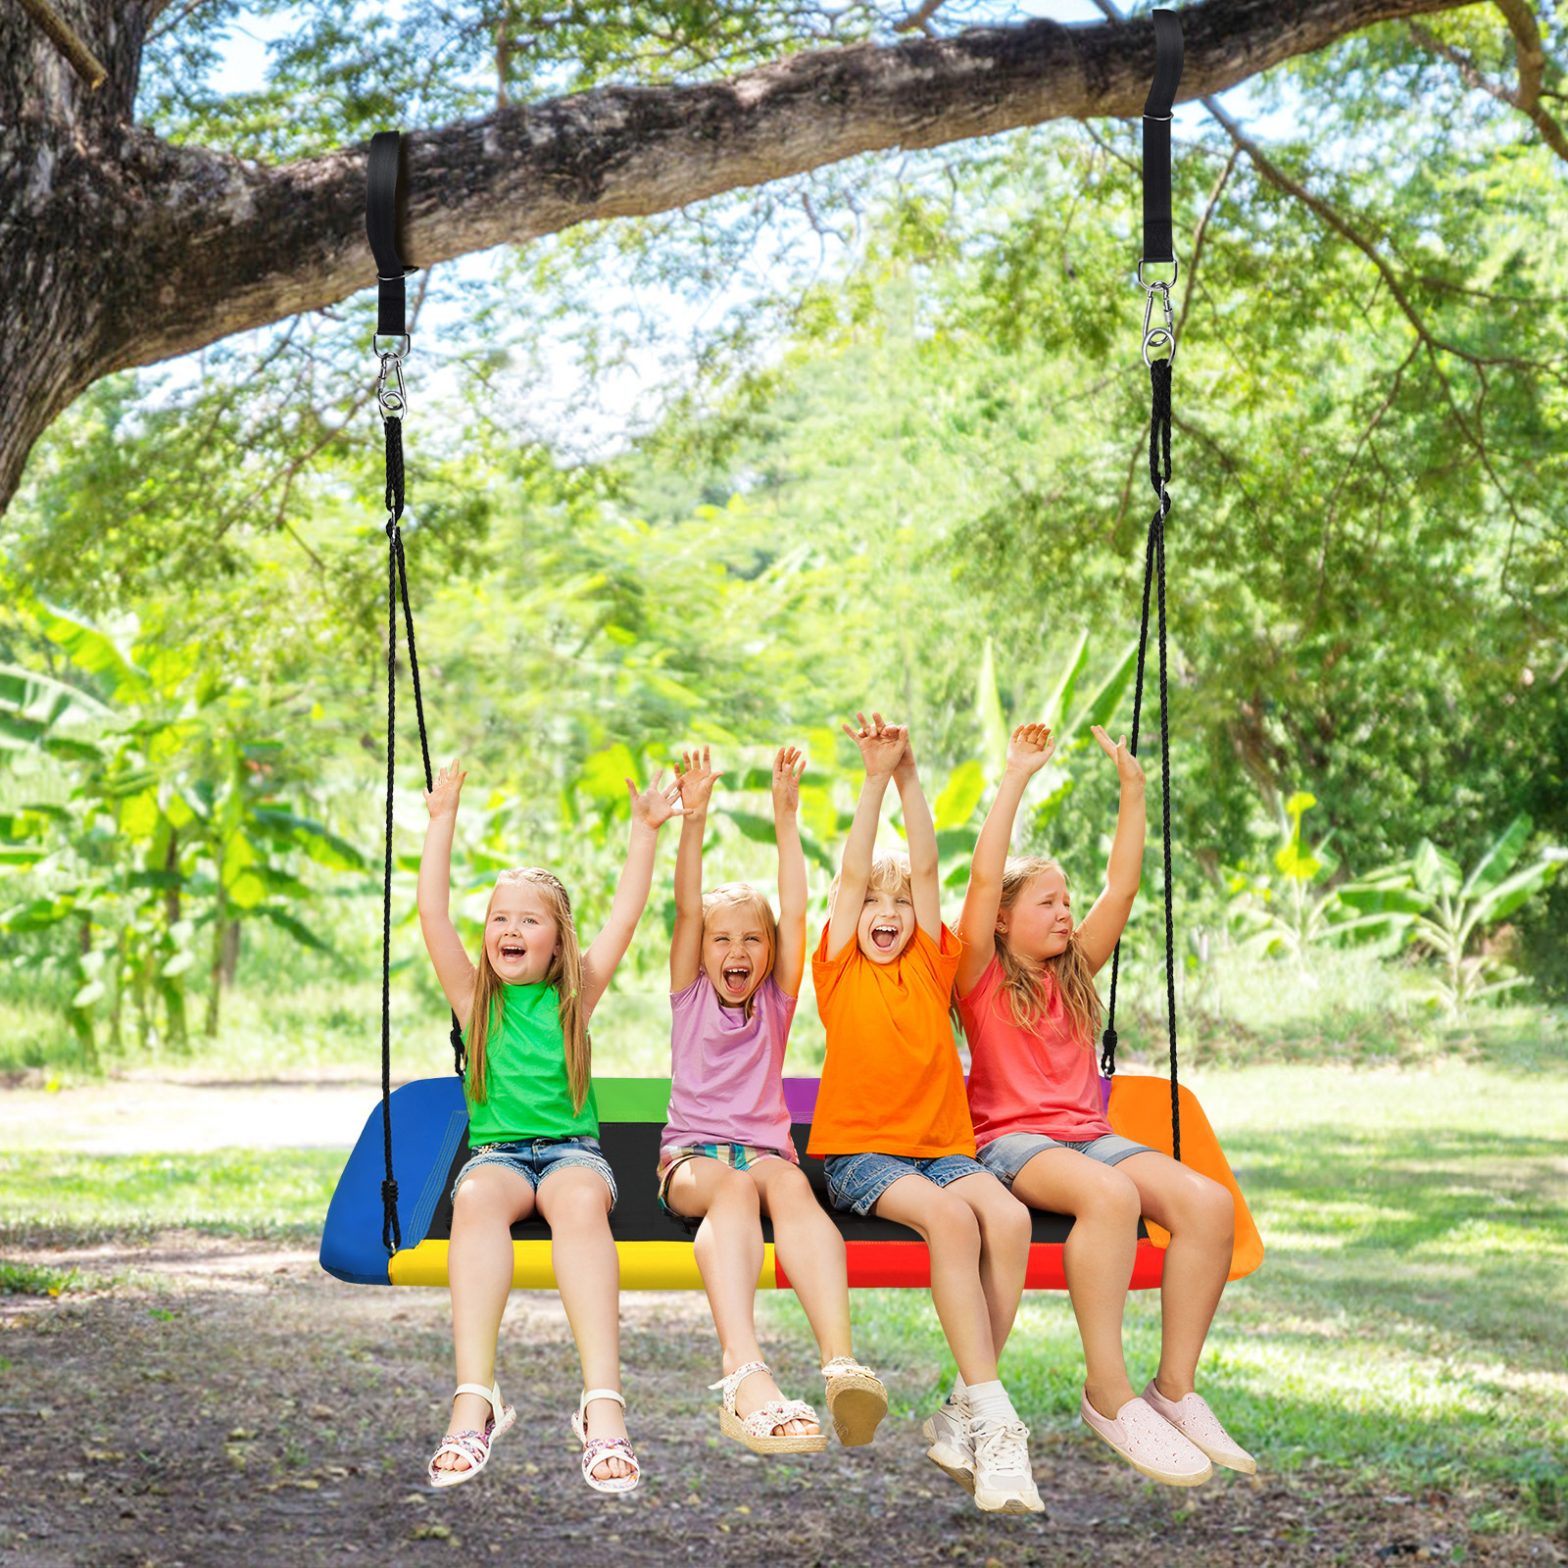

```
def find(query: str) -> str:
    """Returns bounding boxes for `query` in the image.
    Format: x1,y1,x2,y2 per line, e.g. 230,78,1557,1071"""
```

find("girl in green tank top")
417,758,683,1495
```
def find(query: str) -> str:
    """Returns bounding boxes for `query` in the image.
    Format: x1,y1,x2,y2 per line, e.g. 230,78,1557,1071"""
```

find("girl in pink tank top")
662,745,887,1457
953,722,1254,1486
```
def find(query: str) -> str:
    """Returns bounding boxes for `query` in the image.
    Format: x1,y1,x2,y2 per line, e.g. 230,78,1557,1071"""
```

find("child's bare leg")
440,1166,533,1471
670,1159,816,1436
1009,1153,1140,1417
536,1166,633,1481
874,1175,998,1385
944,1173,1033,1363
750,1159,853,1362
1117,1154,1234,1399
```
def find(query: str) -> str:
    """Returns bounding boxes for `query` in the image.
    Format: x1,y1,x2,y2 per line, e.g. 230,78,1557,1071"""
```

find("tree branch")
103,0,1479,380
1407,6,1568,166
15,0,108,89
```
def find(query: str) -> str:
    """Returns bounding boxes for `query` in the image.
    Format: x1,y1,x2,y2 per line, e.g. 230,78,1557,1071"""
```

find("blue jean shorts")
977,1130,1152,1188
451,1135,618,1212
823,1151,989,1218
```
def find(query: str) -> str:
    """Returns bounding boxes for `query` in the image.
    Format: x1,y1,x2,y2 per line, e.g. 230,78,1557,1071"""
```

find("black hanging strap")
1100,8,1183,1164
1140,9,1183,271
366,130,417,343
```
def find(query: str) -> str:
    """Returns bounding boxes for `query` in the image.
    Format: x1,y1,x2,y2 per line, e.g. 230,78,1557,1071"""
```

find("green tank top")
463,981,599,1145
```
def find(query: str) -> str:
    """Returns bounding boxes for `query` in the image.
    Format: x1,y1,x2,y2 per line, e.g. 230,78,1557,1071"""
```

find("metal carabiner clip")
1141,282,1176,369
376,351,408,420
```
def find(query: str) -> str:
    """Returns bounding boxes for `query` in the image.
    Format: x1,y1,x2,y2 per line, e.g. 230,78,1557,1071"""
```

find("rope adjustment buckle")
376,348,409,421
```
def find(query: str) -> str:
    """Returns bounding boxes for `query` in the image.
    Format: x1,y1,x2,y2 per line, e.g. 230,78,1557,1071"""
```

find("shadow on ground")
3,1236,1564,1567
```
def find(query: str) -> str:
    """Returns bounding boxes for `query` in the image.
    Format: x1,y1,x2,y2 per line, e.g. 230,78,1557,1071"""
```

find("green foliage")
0,598,369,1055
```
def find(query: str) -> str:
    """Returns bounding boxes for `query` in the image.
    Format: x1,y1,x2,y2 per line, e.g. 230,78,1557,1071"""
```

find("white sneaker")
920,1396,974,1494
969,1416,1046,1515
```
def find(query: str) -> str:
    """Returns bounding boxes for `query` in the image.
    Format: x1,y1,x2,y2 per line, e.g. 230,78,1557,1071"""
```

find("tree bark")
2,0,1476,514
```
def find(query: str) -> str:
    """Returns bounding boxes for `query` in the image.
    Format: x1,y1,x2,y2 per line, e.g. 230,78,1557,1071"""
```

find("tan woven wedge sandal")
819,1356,889,1447
708,1361,829,1454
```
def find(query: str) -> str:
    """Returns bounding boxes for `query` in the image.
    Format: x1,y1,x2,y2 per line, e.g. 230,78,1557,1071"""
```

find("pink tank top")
661,973,799,1157
958,954,1112,1146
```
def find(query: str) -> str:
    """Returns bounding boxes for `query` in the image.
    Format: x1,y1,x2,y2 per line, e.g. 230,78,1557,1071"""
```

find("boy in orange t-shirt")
811,712,1042,1515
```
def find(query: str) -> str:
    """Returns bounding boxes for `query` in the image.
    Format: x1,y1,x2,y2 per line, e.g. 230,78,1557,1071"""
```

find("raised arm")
581,770,684,1018
891,729,941,941
418,760,479,1020
956,723,1055,998
771,744,809,997
670,747,723,993
825,712,904,961
1073,725,1147,975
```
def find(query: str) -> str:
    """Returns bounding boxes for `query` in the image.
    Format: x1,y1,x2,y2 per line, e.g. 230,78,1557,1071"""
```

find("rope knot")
1099,1028,1119,1077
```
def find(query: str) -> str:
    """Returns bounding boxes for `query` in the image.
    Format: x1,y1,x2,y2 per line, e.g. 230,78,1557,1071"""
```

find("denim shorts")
822,1151,989,1218
977,1130,1152,1188
451,1135,618,1212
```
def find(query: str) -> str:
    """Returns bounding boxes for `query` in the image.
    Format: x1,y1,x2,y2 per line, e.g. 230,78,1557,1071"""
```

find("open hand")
772,745,806,814
626,768,685,830
843,711,907,780
425,760,467,820
674,746,723,814
1091,725,1144,788
1005,723,1055,776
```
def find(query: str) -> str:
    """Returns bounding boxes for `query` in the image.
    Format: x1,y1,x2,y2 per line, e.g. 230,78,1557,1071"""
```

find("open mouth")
722,965,752,996
498,941,527,961
870,923,899,951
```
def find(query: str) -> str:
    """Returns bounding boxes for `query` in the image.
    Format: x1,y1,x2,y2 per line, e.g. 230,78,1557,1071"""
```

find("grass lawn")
3,1060,1564,1532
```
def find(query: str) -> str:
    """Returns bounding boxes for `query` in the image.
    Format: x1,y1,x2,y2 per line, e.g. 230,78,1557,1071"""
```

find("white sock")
947,1371,967,1405
965,1380,1017,1428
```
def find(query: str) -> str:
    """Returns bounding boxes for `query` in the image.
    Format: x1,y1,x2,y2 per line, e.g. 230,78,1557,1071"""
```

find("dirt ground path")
1,1236,1562,1568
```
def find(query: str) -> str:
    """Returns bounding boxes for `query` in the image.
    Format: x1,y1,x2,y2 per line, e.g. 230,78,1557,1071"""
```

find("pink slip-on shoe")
1141,1380,1258,1475
1079,1391,1213,1486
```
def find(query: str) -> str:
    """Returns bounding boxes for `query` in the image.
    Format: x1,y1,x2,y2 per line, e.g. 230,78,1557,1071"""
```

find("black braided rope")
393,529,466,1078
381,503,402,1254
1099,355,1181,1162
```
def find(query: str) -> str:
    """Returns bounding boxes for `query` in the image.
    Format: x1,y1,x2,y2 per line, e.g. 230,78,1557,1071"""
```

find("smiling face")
483,878,563,985
997,863,1074,961
701,893,776,1007
854,857,916,966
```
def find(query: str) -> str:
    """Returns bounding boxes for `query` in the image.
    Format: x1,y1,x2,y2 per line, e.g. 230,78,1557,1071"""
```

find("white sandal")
570,1387,641,1495
819,1355,889,1447
426,1381,515,1488
709,1360,828,1454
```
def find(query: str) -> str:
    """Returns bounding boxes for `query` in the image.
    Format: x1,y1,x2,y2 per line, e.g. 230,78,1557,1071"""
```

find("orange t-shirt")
807,920,974,1159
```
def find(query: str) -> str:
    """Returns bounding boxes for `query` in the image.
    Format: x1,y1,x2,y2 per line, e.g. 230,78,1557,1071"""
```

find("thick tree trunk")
2,0,1475,514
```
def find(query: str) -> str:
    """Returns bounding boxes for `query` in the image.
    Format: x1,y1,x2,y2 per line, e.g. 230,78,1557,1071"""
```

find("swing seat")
319,1075,1262,1289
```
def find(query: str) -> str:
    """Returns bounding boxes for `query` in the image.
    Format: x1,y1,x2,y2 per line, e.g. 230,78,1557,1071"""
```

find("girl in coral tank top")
955,722,1255,1489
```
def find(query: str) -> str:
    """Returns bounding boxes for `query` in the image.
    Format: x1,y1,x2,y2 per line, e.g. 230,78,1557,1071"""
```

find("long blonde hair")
702,882,779,1020
993,856,1103,1048
466,868,590,1113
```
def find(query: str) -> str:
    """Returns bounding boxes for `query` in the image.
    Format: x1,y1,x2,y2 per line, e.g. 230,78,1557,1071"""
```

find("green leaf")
0,896,76,932
251,809,366,872
256,906,337,955
1413,839,1462,897
1076,640,1141,737
1471,855,1563,926
974,639,1007,775
161,952,195,978
1040,629,1089,729
577,743,638,804
1460,815,1532,900
70,980,106,1009
34,601,151,703
932,759,986,831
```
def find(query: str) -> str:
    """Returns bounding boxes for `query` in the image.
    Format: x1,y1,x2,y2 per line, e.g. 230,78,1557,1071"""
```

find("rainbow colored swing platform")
319,1072,1261,1290
321,10,1262,1298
